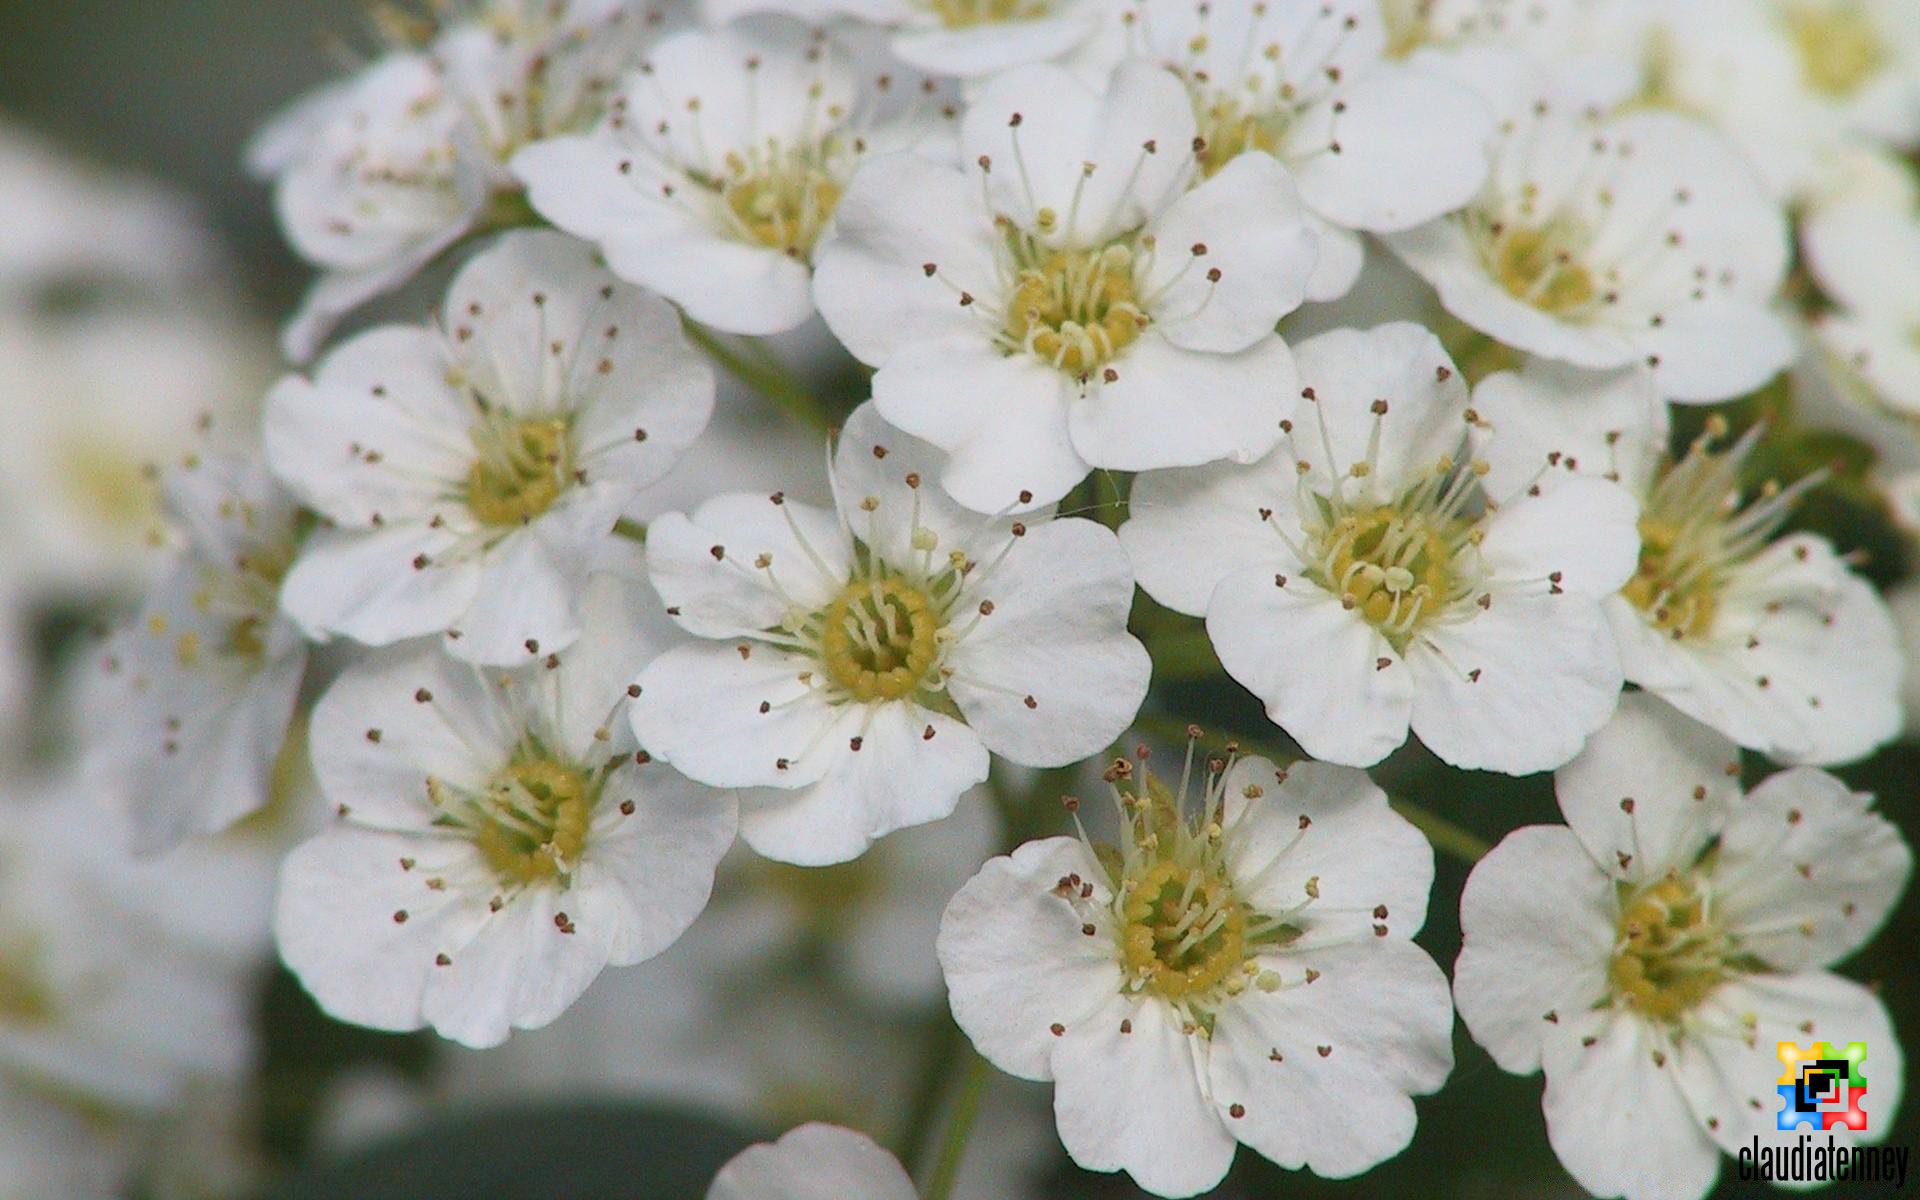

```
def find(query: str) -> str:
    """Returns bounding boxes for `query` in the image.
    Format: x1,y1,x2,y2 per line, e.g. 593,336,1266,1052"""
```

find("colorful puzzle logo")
1777,1041,1869,1132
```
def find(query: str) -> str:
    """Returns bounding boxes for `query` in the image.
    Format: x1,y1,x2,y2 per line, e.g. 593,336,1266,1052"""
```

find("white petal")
964,62,1195,247
1454,826,1615,1074
444,500,617,666
1211,939,1453,1178
830,402,1031,575
1406,591,1622,775
707,1124,916,1200
1286,323,1470,494
1208,570,1413,767
1470,360,1668,501
542,566,685,756
280,523,478,648
937,836,1127,1080
274,829,493,1039
629,642,839,790
576,766,737,967
811,152,1002,367
1290,67,1492,233
871,335,1090,512
738,703,988,865
264,326,471,527
310,644,513,831
1551,692,1741,885
1067,332,1294,472
1478,475,1642,596
1120,455,1300,616
946,519,1150,766
1714,768,1912,972
1142,153,1316,352
1678,972,1902,1156
646,496,854,638
1539,1008,1723,1200
1301,216,1365,302
1218,758,1435,944
891,13,1101,78
1640,299,1797,405
1051,994,1235,1198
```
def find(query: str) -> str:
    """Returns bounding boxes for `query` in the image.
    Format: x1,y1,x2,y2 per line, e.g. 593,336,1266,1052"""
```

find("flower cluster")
11,0,1920,1197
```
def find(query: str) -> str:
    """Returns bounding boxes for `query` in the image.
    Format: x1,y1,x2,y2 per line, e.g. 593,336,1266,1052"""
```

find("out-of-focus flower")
276,563,737,1048
514,21,957,337
1475,360,1904,765
267,230,713,666
813,61,1317,511
252,0,659,359
1629,0,1920,202
1119,0,1493,302
1123,323,1639,773
708,1123,917,1200
1387,57,1793,403
632,402,1149,864
939,751,1453,1196
1455,693,1910,1200
1803,196,1920,419
78,453,306,854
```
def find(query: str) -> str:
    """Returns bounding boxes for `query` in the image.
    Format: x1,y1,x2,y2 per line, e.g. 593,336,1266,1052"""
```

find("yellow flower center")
1783,2,1887,97
1488,223,1597,315
1609,875,1728,1022
438,757,594,887
720,149,843,258
1319,505,1468,642
1622,516,1721,640
56,437,160,542
926,0,1049,29
1195,98,1284,178
818,577,943,702
1121,860,1249,1000
1003,243,1146,374
467,415,572,526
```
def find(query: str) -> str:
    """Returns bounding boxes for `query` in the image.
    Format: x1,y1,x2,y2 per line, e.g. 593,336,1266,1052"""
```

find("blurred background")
0,3,1915,1198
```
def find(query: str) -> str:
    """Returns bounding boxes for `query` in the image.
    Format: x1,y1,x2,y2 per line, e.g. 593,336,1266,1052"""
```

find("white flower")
1633,0,1920,202
1121,322,1638,773
1379,0,1638,65
266,229,713,666
1473,359,1904,765
813,60,1317,511
1803,198,1920,418
708,1123,916,1200
78,453,305,855
1117,0,1493,302
1385,63,1794,403
512,22,955,337
714,0,1112,80
938,748,1452,1197
1454,693,1911,1200
255,0,653,359
0,780,256,1118
0,308,271,596
630,401,1150,865
275,564,737,1048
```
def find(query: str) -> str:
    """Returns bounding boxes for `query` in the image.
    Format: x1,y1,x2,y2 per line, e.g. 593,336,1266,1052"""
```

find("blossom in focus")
267,230,713,666
814,60,1317,510
1454,693,1910,1200
631,402,1149,864
938,748,1452,1197
1122,322,1639,773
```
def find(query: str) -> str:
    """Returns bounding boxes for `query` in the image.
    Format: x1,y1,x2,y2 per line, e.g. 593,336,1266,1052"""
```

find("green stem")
611,518,646,544
1141,627,1221,681
684,321,832,432
920,1051,992,1200
1389,798,1494,863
